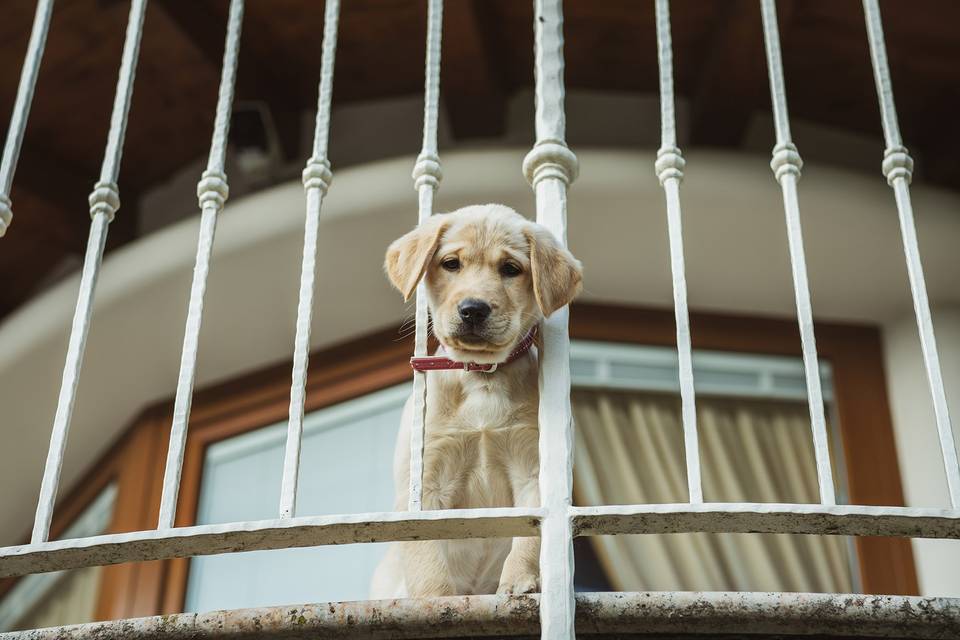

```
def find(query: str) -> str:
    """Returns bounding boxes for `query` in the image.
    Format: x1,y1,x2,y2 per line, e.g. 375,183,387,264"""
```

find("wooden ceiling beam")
13,141,141,249
154,0,308,161
2,143,139,320
918,144,960,190
689,0,797,148
9,145,103,255
0,247,71,315
909,87,960,191
440,0,508,140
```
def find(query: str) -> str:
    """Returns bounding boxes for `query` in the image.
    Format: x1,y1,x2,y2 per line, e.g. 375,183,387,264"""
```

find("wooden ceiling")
1,0,958,318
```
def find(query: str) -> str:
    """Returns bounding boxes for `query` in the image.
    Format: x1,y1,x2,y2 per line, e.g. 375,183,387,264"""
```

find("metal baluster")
407,0,444,512
760,0,835,505
279,0,340,519
0,0,56,237
32,0,149,544
524,0,578,637
157,0,245,529
654,0,702,504
862,0,960,508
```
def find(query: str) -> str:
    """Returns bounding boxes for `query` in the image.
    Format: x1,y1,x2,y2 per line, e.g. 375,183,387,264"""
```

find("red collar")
410,326,538,373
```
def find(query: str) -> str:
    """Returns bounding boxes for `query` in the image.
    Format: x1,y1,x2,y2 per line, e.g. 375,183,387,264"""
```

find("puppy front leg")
498,475,541,594
398,484,458,597
400,539,456,597
398,448,461,597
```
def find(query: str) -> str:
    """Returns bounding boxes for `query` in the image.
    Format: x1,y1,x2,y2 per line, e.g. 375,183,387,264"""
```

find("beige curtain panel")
13,566,102,631
572,389,853,593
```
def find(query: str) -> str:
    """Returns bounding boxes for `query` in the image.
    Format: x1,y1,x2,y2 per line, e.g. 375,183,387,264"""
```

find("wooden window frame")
4,302,915,623
0,407,169,623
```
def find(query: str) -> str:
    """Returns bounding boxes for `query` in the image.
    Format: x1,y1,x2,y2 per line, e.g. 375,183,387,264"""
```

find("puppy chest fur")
418,357,541,595
423,357,540,511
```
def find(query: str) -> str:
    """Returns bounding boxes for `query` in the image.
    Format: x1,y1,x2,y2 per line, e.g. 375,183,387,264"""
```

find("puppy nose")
458,299,491,324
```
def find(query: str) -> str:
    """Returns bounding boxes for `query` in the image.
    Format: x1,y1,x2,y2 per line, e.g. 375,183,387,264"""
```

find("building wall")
884,308,960,596
1,147,958,596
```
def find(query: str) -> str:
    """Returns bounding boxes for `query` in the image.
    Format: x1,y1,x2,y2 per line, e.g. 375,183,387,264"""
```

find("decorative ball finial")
302,157,333,194
655,146,685,185
87,181,121,222
523,140,579,188
882,146,913,186
197,170,229,209
412,152,442,191
0,194,11,237
770,143,803,182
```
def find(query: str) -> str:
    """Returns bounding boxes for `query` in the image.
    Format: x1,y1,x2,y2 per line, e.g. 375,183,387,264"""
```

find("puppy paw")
497,572,540,595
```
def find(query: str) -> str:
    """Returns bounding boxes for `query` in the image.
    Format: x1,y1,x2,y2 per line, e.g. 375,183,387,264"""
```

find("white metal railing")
861,0,960,509
30,0,148,545
654,0,701,505
1,1,960,640
0,0,54,238
159,0,245,531
408,0,444,512
524,0,579,633
759,0,835,506
280,0,340,521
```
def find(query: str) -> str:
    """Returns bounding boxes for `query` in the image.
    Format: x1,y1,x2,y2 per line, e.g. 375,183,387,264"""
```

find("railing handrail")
3,592,959,640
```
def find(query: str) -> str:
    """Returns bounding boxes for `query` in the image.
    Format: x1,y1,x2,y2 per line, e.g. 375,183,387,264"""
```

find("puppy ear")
384,217,448,301
524,226,583,317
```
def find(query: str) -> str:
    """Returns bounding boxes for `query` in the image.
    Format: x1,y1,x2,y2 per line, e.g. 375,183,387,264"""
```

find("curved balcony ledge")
2,592,958,640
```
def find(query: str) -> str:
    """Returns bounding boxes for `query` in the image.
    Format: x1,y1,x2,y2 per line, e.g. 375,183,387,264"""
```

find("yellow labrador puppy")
370,204,582,598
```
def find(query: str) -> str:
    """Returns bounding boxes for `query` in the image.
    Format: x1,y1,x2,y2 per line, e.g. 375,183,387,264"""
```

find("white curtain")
572,389,853,592
1,484,115,631
12,567,102,631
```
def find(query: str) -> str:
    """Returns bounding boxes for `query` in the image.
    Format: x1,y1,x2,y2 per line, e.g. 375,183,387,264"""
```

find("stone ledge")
2,592,959,639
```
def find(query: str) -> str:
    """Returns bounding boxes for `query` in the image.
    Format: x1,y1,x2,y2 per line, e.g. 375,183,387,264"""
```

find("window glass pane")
185,384,407,612
0,484,116,631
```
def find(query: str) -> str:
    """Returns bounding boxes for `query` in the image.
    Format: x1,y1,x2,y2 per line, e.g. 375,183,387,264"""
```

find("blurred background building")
1,0,959,632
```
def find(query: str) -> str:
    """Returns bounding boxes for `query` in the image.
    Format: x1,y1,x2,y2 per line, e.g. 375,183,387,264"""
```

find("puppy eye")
441,257,461,272
500,262,522,277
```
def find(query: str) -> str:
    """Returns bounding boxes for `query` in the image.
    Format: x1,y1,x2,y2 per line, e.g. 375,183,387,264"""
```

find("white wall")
135,88,886,239
884,307,960,596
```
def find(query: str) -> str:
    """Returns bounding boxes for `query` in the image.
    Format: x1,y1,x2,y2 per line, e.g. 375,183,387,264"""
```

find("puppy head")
385,204,582,363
